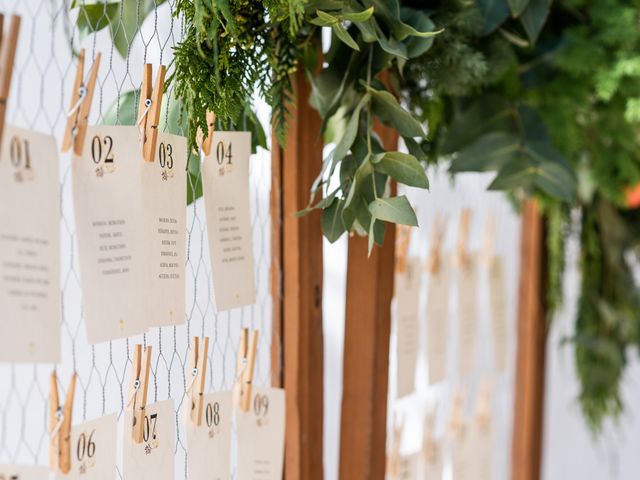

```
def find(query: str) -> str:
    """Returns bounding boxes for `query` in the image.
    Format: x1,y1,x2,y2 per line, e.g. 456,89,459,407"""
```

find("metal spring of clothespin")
186,336,209,426
137,64,166,163
427,214,448,274
128,344,152,443
0,14,19,152
62,49,101,156
49,371,76,474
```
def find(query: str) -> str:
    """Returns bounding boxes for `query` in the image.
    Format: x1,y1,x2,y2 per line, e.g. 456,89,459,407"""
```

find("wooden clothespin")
427,214,448,274
475,379,494,431
0,14,19,151
233,328,259,412
395,225,411,274
62,49,101,156
129,344,152,443
386,413,405,478
49,371,76,474
199,111,216,156
187,336,209,426
137,64,166,163
481,212,496,267
447,388,466,441
422,406,438,463
455,209,472,270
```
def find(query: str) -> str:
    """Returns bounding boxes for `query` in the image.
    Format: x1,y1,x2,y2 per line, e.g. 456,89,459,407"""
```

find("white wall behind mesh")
0,1,277,478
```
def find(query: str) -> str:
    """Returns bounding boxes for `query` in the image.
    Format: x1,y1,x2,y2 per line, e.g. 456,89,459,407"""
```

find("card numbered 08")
0,126,60,363
236,387,285,480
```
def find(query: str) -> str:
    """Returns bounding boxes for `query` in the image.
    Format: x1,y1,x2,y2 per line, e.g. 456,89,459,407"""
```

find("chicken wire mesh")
0,1,278,478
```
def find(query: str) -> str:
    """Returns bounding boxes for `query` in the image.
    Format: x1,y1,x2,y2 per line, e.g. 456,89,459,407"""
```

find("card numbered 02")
236,387,285,480
0,464,49,480
56,414,117,480
202,131,257,312
186,391,232,480
0,126,60,362
123,399,175,480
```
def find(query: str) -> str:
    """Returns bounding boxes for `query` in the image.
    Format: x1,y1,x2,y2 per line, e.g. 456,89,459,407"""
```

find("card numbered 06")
236,387,285,480
73,126,187,344
202,132,256,312
0,126,60,363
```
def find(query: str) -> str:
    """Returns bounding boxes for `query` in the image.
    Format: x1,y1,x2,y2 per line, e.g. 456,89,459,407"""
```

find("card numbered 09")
236,387,285,480
0,464,49,480
0,126,60,363
202,132,257,312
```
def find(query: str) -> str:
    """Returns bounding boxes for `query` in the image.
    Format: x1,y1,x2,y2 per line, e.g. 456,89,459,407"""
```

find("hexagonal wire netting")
0,1,278,478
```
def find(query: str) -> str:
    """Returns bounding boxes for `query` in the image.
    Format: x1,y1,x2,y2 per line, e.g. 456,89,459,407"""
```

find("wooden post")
511,199,547,480
339,125,398,479
271,69,324,480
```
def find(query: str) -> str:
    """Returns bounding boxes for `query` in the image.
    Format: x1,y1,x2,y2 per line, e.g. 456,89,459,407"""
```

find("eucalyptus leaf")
507,0,529,16
322,197,346,243
110,0,139,58
519,0,551,43
332,23,360,51
534,162,576,201
476,0,511,35
332,94,370,168
450,132,520,172
368,196,418,226
488,161,537,191
343,7,374,22
372,152,428,188
353,18,378,43
367,87,425,138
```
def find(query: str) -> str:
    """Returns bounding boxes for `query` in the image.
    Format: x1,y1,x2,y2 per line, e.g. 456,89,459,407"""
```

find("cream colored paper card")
186,391,232,480
141,132,187,327
395,453,418,480
56,414,117,480
123,399,175,480
426,259,450,384
236,387,285,480
457,257,478,376
450,427,473,480
422,442,443,479
73,126,147,343
0,464,49,479
394,258,421,398
467,420,493,480
0,126,60,362
489,256,507,372
202,132,256,311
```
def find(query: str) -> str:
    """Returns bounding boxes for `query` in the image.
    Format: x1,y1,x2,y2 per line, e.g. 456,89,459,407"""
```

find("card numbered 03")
0,464,49,480
236,387,285,480
0,126,60,363
186,391,232,480
202,131,257,312
123,399,175,480
56,414,117,480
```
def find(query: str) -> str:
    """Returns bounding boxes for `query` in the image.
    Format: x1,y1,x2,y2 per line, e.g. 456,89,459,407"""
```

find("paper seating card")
426,258,450,384
469,420,493,480
202,132,256,311
236,387,285,480
186,391,232,480
394,258,422,398
489,256,508,372
422,439,443,479
450,425,473,480
0,126,60,362
458,256,478,376
141,132,187,327
0,464,49,479
395,453,418,480
56,414,117,479
123,399,175,480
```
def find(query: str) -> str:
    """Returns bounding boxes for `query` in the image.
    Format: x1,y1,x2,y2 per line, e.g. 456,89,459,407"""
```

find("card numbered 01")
123,399,175,480
202,131,257,312
0,126,60,363
186,391,232,480
56,414,117,480
0,464,49,480
236,387,285,480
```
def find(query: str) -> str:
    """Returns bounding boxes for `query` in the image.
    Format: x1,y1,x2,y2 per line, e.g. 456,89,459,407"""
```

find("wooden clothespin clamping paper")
198,111,216,156
137,63,166,163
395,225,411,274
62,49,101,156
455,209,472,270
481,212,496,267
49,371,76,474
186,336,209,426
128,344,152,443
0,14,20,151
427,214,448,274
233,328,259,412
447,388,466,441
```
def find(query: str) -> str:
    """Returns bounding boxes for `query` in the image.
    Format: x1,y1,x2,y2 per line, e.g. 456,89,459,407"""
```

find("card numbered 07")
0,464,49,480
236,387,285,480
0,126,60,363
202,131,257,312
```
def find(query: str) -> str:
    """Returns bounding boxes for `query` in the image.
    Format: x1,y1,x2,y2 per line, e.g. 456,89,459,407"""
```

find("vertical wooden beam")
272,69,324,480
339,125,398,480
511,199,547,480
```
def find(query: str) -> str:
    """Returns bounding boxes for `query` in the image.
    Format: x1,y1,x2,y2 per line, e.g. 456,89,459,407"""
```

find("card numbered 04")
123,399,175,480
236,387,285,480
0,464,49,480
0,126,60,362
55,414,117,480
202,132,257,312
186,391,232,480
